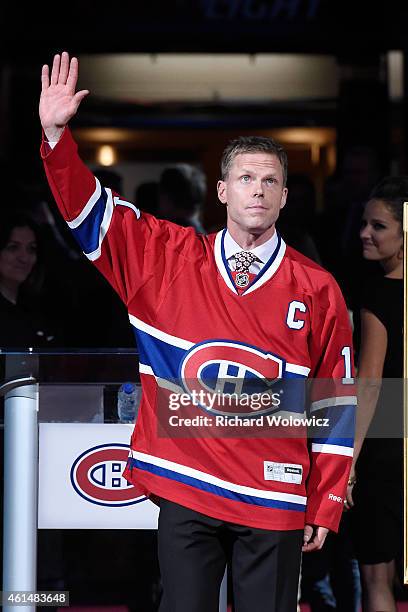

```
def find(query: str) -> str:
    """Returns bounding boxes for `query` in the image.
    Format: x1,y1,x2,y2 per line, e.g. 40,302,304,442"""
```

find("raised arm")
39,52,89,143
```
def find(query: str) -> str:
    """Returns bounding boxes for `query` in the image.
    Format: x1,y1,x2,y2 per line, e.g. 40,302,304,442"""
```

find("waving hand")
39,52,89,142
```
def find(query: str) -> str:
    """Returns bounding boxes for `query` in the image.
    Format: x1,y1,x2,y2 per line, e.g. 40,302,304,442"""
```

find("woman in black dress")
347,176,406,612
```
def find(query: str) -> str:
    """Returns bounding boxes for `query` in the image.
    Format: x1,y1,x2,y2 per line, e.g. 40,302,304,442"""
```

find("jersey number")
341,346,354,384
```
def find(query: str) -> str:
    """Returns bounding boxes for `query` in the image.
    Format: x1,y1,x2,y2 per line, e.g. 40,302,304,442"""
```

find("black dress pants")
158,499,303,612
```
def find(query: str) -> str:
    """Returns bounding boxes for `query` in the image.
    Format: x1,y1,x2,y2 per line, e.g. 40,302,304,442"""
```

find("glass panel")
0,350,141,424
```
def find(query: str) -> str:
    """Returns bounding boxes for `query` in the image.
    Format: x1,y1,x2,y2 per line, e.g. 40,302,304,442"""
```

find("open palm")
39,52,89,140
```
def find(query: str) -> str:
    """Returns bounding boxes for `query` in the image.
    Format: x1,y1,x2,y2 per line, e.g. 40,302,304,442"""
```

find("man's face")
217,152,287,241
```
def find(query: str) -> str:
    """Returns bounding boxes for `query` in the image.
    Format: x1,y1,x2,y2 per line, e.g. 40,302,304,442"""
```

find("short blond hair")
221,136,288,185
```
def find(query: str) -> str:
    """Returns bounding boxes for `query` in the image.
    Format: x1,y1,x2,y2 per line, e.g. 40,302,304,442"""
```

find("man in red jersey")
40,52,355,612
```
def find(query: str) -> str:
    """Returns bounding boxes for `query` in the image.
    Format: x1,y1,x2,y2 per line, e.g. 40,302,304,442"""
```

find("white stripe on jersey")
132,450,307,505
310,396,357,412
67,177,102,229
312,443,353,457
129,314,193,350
113,196,141,218
86,188,115,261
286,363,311,376
139,363,154,375
156,377,185,395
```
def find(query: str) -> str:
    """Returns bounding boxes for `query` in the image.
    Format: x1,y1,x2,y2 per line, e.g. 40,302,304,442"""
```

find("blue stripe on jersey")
311,404,355,440
71,190,108,255
133,327,187,379
129,457,305,512
130,318,308,418
133,326,307,413
278,378,306,414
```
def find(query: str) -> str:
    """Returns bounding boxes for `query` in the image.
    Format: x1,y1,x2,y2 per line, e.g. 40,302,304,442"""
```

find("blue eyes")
240,176,276,185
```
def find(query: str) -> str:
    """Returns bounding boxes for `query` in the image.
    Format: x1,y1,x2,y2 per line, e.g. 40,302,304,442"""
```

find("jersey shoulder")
284,243,340,292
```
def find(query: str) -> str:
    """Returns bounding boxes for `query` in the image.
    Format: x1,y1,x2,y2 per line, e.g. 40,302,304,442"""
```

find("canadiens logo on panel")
71,443,147,507
180,340,285,417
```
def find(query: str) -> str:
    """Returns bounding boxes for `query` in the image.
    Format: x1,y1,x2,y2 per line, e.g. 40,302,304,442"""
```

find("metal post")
3,382,38,612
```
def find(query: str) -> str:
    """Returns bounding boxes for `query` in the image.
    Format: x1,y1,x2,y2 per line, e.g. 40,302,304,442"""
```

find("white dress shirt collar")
224,229,278,264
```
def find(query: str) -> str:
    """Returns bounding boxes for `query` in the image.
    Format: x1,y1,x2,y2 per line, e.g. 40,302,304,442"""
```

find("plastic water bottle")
117,382,140,423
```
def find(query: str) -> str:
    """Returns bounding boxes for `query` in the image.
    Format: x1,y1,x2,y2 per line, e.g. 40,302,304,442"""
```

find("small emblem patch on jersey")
264,461,303,484
235,272,250,288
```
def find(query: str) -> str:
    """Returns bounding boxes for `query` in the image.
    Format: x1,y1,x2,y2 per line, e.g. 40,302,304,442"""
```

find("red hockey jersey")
41,128,355,532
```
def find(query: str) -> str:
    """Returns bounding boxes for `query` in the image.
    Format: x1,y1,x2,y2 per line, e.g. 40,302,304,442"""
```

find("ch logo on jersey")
179,340,285,417
70,444,147,507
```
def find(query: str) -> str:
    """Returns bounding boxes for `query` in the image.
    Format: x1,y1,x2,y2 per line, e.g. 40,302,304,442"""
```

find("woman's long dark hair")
369,175,408,232
0,213,44,300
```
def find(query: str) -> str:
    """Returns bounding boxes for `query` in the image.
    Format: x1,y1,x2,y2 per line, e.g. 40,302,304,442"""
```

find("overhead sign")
38,423,159,529
2,0,398,55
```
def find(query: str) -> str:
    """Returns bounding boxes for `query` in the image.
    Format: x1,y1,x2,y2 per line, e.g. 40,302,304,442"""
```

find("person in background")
347,176,407,612
316,146,382,308
0,213,59,347
158,164,206,232
0,213,65,597
135,181,159,217
277,174,321,264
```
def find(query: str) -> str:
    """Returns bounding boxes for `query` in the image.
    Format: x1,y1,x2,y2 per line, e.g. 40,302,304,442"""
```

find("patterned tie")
232,251,258,290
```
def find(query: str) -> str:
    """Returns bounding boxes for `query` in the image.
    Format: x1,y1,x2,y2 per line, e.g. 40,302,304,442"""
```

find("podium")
1,350,227,612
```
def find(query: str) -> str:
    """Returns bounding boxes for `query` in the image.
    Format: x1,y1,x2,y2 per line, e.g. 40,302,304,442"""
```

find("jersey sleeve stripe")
309,404,355,439
311,443,354,456
67,185,114,261
310,396,357,412
139,363,154,375
113,196,141,218
157,378,185,394
139,363,186,394
67,176,102,228
285,363,311,376
312,436,353,448
69,188,107,251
